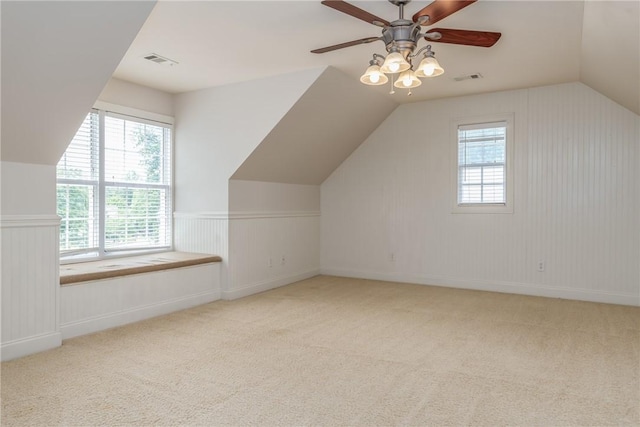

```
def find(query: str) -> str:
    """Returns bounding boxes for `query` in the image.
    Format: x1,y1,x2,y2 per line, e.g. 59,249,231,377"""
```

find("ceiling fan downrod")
312,0,502,95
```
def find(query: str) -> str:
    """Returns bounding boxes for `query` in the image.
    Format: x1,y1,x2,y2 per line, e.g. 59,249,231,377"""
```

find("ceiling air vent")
453,73,483,82
143,53,178,67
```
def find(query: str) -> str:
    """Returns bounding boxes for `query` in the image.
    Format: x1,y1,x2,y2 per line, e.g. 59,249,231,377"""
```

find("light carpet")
2,275,639,426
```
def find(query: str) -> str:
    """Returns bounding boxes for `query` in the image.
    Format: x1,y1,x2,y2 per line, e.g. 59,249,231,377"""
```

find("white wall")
0,1,157,360
1,1,155,165
98,78,174,117
322,82,640,306
173,68,324,213
174,181,321,298
229,180,320,213
1,162,56,215
1,162,61,360
225,180,320,298
173,68,325,296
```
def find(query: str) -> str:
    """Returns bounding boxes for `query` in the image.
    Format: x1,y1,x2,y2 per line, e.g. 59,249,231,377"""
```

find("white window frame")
451,113,514,214
58,102,174,263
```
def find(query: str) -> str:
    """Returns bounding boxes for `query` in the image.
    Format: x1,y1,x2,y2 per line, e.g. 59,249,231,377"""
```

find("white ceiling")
114,0,589,104
1,0,155,165
232,66,397,184
580,1,639,115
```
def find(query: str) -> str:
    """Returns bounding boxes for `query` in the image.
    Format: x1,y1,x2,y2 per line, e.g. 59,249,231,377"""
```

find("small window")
452,114,513,213
57,108,173,260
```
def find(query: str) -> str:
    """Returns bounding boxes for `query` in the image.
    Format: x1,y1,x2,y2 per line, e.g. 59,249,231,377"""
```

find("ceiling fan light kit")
312,0,502,96
379,50,412,74
360,58,389,85
415,47,444,77
395,69,422,89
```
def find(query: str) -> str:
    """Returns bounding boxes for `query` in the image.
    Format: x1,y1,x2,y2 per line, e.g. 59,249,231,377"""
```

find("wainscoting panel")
60,263,220,339
321,83,640,305
1,216,61,360
174,212,320,299
227,213,320,298
173,213,229,256
174,212,229,288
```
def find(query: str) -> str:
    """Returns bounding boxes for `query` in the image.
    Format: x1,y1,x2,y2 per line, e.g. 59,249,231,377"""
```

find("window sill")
60,251,221,286
452,204,513,214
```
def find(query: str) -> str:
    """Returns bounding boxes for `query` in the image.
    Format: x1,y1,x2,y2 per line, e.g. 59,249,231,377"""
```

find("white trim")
174,212,229,220
0,215,60,228
60,290,220,340
174,211,321,220
320,268,640,307
0,332,62,361
229,211,321,220
223,269,320,300
93,101,174,125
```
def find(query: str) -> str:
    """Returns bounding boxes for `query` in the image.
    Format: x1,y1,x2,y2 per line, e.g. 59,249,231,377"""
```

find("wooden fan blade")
311,37,380,54
321,0,390,27
413,0,477,25
425,28,501,47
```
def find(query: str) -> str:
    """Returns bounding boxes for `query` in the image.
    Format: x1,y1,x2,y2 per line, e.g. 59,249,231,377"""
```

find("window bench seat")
60,252,221,285
58,252,222,340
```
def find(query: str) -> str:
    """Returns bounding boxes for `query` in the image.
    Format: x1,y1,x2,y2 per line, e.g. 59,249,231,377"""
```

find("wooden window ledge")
60,252,221,286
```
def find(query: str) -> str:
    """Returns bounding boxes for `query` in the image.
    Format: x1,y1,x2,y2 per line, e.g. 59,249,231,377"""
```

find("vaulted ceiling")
114,1,639,113
1,0,156,164
1,0,637,170
232,66,397,185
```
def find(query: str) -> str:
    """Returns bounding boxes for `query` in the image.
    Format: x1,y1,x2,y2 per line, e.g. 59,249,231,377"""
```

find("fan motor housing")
382,19,421,54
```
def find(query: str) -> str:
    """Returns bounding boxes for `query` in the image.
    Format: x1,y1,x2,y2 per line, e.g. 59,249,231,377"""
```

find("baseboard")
223,269,320,300
320,268,640,307
60,290,221,340
1,332,62,361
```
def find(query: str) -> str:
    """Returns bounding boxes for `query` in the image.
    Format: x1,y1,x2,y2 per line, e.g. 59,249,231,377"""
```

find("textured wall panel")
174,212,320,296
174,214,229,289
1,217,59,344
228,214,320,292
321,83,639,305
174,214,229,256
60,263,220,339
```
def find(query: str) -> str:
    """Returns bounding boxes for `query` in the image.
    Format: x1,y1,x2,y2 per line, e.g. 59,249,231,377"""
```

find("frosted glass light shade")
415,55,444,77
380,52,411,74
393,70,422,88
360,64,389,85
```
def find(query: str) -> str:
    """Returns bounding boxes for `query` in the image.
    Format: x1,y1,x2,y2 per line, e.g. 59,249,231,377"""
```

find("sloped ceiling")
0,1,156,165
174,67,325,212
231,66,398,185
113,1,585,105
580,1,639,115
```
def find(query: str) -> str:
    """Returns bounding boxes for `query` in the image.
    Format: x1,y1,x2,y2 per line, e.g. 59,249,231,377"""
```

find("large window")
452,114,513,213
57,109,172,259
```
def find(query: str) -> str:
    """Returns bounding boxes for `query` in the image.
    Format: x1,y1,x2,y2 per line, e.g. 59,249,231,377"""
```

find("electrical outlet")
281,255,286,266
269,258,273,268
537,261,545,272
390,253,395,263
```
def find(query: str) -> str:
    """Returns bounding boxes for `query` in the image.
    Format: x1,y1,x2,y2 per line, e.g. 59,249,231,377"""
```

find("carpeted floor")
2,275,639,426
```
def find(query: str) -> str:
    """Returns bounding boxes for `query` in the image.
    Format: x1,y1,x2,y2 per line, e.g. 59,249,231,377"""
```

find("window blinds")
56,110,172,258
457,121,506,204
103,114,172,252
57,111,99,255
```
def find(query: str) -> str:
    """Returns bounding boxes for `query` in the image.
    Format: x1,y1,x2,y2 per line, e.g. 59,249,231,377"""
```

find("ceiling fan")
311,0,501,92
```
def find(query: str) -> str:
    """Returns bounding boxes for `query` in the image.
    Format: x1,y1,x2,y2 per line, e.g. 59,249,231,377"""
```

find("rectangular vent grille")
143,53,178,66
454,73,483,82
